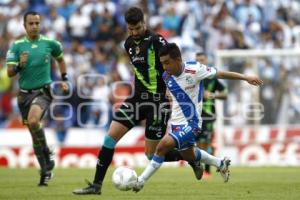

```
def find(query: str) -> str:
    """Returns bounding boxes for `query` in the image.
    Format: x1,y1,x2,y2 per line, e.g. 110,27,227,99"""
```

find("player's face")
127,21,145,40
160,55,182,76
24,14,41,39
196,55,207,65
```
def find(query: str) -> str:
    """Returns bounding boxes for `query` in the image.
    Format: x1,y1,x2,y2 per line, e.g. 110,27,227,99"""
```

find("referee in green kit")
6,11,69,186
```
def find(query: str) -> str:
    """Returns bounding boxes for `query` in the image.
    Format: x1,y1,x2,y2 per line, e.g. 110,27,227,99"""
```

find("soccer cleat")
46,160,55,172
217,157,231,183
73,180,101,195
132,177,145,193
45,149,55,172
188,161,204,180
38,172,53,186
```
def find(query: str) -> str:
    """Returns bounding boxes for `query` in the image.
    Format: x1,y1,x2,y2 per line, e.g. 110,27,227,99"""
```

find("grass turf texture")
0,167,299,200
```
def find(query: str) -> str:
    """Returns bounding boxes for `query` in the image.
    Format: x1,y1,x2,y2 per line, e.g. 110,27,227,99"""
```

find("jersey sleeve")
6,42,19,66
153,34,168,49
50,40,63,59
195,63,217,81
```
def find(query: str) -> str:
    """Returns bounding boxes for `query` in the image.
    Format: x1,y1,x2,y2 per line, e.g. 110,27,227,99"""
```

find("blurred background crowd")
1,0,300,142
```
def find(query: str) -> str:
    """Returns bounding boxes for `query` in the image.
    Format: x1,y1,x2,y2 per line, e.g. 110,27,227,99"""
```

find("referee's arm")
55,55,69,92
55,56,67,79
7,52,28,77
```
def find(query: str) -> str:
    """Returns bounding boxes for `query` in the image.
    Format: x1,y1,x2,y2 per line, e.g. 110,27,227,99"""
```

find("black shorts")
17,85,52,124
113,92,170,140
197,120,214,143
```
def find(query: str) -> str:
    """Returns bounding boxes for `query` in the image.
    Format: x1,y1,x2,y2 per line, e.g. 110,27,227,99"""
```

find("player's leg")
133,134,176,192
73,121,129,195
134,124,201,192
19,90,53,186
32,91,54,171
73,96,138,195
194,147,231,182
27,103,53,186
204,122,214,175
144,101,183,162
196,120,212,177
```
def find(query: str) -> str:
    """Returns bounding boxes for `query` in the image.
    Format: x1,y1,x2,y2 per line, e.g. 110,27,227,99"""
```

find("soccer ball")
112,166,138,191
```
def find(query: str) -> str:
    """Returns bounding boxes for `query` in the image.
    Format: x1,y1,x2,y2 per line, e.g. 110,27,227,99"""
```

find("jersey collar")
25,34,41,42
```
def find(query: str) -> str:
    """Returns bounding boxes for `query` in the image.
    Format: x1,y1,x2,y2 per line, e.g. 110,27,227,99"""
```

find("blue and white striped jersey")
162,61,217,128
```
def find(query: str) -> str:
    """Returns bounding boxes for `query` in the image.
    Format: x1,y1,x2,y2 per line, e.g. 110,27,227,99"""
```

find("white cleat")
132,177,145,193
217,157,231,183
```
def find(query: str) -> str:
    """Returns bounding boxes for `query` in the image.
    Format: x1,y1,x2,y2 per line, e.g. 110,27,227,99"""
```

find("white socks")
140,155,164,181
197,148,222,168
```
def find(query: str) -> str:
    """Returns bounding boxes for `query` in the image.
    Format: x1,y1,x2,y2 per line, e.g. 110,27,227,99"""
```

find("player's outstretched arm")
216,71,263,86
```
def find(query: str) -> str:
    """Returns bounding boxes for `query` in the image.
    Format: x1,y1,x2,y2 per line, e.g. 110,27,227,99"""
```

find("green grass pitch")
0,167,299,200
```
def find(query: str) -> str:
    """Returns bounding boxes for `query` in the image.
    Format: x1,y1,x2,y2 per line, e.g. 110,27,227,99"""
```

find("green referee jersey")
6,34,63,90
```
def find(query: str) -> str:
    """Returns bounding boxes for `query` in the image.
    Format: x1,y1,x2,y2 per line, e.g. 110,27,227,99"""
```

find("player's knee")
156,138,174,156
28,117,40,130
155,143,168,156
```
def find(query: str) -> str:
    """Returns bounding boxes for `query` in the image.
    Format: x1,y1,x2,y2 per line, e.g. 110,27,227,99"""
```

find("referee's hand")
61,82,69,93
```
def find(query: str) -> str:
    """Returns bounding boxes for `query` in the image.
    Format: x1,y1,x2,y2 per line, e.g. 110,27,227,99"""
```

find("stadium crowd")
1,0,300,136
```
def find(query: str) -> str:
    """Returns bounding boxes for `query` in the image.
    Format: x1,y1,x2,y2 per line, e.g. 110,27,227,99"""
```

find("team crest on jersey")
185,76,194,84
135,46,140,55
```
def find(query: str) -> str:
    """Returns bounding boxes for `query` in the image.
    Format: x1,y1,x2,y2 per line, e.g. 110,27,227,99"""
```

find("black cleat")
38,172,53,187
73,180,101,195
189,161,204,180
46,160,55,172
45,149,55,172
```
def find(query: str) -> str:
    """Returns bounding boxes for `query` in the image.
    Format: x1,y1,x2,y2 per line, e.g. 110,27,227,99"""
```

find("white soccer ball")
112,166,138,191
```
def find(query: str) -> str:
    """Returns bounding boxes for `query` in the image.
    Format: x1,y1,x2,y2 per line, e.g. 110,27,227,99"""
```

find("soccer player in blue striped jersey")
133,43,263,192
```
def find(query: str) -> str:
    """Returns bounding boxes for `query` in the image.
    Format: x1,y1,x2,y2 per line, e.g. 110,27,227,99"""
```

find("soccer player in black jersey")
73,7,203,195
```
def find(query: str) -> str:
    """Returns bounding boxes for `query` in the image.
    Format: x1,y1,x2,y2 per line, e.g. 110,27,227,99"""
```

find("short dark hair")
125,7,144,24
23,11,40,23
159,43,181,59
196,52,206,57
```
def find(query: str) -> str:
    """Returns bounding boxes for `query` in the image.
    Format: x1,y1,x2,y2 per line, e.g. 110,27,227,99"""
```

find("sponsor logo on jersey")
132,56,145,62
184,69,196,74
185,85,196,90
31,44,38,48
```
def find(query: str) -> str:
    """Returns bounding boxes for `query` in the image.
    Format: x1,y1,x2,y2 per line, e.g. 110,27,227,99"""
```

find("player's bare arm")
216,71,263,86
7,52,28,77
204,90,227,100
56,57,69,92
